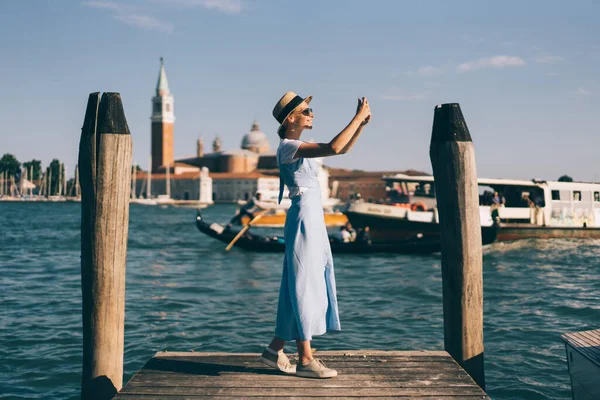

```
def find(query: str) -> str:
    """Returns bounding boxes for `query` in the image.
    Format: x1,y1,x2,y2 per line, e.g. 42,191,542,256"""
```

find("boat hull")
345,210,497,245
346,208,600,243
496,224,600,241
345,210,439,240
196,213,445,254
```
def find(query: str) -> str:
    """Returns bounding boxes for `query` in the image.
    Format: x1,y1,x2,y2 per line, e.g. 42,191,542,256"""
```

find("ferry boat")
344,174,600,242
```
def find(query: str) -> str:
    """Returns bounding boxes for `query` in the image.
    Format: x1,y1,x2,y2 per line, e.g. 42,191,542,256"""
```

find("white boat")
344,174,600,242
130,197,158,206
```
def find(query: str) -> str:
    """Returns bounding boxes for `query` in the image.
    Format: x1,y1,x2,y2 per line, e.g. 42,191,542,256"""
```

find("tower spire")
156,57,170,96
151,57,175,172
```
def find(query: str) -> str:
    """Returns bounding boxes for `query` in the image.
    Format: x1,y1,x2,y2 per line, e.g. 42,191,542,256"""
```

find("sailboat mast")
75,165,80,197
63,165,67,198
22,168,26,196
148,157,152,199
48,167,52,197
58,163,62,197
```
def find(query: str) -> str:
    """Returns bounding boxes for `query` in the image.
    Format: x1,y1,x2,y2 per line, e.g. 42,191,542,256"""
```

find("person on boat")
492,191,506,207
226,191,264,228
356,226,371,245
331,226,351,243
345,222,357,241
531,191,546,226
259,91,371,379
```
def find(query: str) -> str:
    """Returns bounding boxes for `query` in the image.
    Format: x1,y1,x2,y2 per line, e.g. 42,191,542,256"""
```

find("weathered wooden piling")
78,92,132,399
429,103,485,389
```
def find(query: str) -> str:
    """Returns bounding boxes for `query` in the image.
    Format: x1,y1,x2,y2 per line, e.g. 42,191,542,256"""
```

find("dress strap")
278,175,284,204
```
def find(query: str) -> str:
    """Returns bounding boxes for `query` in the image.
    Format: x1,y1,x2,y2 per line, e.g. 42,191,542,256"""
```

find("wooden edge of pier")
114,350,489,399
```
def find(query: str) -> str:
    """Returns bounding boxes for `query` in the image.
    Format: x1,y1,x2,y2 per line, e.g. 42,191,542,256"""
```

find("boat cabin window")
595,192,600,202
478,184,540,208
551,190,560,201
385,180,435,205
573,191,581,201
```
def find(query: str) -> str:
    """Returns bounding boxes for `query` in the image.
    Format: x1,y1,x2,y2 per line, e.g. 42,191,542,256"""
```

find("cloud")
149,0,243,13
84,1,173,33
115,13,173,33
535,55,564,64
417,66,445,76
457,55,526,73
382,92,431,101
577,87,591,96
84,1,125,11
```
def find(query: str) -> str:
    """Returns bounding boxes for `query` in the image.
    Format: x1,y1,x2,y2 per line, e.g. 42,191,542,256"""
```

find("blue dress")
274,139,341,341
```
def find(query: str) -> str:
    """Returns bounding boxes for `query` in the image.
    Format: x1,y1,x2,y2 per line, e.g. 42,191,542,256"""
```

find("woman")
260,91,371,378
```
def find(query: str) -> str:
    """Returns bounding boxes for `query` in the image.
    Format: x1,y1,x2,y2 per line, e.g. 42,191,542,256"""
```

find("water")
1,202,598,399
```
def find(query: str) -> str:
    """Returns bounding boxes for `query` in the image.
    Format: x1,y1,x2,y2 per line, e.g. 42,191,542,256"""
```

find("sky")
1,0,599,181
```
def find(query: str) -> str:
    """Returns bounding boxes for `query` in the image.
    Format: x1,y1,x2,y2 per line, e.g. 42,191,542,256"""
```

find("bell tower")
151,57,175,171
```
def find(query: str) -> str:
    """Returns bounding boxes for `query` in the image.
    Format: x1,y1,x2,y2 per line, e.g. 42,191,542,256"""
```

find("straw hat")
272,91,312,135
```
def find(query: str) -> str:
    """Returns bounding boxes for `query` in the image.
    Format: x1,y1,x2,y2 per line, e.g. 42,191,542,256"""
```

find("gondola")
196,212,497,254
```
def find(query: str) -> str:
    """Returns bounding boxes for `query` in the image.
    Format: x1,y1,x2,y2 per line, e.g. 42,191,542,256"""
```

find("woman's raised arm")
295,98,370,159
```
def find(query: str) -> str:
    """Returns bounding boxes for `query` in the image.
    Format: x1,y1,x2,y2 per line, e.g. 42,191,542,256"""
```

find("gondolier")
259,91,371,379
226,191,264,229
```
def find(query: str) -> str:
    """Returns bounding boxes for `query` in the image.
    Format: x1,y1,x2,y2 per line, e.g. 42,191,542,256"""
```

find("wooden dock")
114,350,488,399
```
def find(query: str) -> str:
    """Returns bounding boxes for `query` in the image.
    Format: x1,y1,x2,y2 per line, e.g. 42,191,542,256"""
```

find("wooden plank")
153,351,450,357
562,329,600,346
126,377,476,388
115,396,489,399
131,370,470,381
586,329,600,342
129,371,475,383
574,331,600,347
145,356,456,366
146,356,455,364
118,386,486,396
572,332,600,349
141,360,459,369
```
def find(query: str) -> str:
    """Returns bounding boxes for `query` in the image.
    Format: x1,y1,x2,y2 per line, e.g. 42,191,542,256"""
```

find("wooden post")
79,92,132,400
429,103,485,389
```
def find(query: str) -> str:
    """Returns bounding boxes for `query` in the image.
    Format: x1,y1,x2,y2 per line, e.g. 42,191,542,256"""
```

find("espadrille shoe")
296,358,337,379
259,348,296,374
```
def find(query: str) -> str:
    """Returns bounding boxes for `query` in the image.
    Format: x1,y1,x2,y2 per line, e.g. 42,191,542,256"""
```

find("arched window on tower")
166,104,170,112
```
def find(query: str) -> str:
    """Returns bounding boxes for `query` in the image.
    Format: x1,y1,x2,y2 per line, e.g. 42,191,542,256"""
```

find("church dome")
241,121,270,153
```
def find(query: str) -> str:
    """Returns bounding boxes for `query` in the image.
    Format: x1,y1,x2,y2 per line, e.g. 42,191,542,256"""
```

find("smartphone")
356,97,363,113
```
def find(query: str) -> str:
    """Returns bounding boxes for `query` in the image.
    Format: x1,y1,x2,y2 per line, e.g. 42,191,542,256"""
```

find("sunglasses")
298,108,313,116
